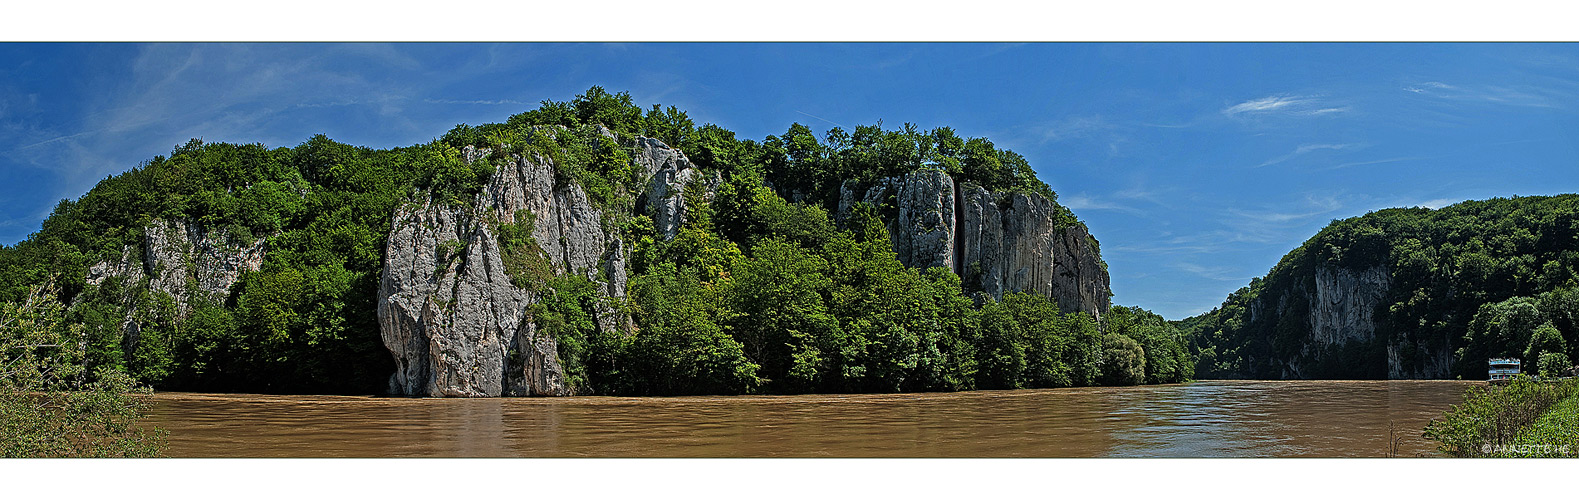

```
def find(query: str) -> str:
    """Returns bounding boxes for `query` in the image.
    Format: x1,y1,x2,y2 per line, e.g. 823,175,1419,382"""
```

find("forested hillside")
1184,195,1579,380
0,87,1191,396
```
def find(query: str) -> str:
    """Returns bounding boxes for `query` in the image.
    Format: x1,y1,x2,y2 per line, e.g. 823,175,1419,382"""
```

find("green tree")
1,284,165,457
723,238,838,393
621,263,760,395
1101,333,1146,386
974,299,1024,389
1538,352,1572,378
1526,322,1568,372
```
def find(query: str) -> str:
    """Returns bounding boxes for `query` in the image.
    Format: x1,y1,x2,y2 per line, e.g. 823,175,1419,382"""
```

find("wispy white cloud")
1224,95,1309,115
1109,230,1271,255
1061,193,1145,215
1403,80,1568,108
1139,121,1196,128
1227,194,1342,223
1035,115,1131,157
422,98,531,106
1223,94,1349,118
1255,143,1356,168
1175,262,1255,282
1303,107,1350,115
1323,156,1425,170
1111,185,1177,209
1414,198,1457,209
1403,81,1455,93
1,43,494,211
1039,115,1114,142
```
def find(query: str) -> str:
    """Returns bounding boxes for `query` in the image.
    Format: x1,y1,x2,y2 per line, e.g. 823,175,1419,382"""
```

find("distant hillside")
1183,195,1579,380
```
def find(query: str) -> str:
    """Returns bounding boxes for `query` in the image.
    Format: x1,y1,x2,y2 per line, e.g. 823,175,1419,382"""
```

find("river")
144,380,1477,457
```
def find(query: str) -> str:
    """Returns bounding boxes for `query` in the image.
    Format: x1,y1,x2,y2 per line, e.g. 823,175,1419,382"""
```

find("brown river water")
144,380,1478,457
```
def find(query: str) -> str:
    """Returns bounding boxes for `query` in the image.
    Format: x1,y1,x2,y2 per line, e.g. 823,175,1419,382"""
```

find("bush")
1,284,166,457
1423,376,1578,457
1101,333,1146,386
1540,352,1572,378
1526,322,1568,373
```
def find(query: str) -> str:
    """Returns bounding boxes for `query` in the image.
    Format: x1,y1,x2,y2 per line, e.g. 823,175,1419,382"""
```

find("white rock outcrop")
379,136,709,397
83,218,268,354
838,171,1112,319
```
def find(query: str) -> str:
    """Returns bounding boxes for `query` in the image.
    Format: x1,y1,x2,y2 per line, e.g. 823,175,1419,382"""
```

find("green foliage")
974,299,1024,389
0,86,1141,398
1101,333,1146,386
1526,322,1568,369
723,238,838,393
530,274,604,392
965,292,1125,390
496,211,554,291
759,121,1059,208
712,171,836,253
1424,377,1578,457
1187,195,1579,380
1,284,165,457
1539,352,1572,378
616,262,760,395
414,141,491,205
642,104,695,149
1500,388,1579,457
1105,305,1194,384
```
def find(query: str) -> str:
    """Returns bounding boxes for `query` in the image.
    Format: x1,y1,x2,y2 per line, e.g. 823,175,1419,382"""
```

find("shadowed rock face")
379,137,707,397
632,136,719,240
1309,265,1390,346
1246,263,1452,380
87,219,268,312
1306,264,1449,379
838,170,1112,319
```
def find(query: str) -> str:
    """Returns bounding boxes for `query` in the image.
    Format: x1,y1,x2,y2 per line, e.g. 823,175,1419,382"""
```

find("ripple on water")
144,380,1478,457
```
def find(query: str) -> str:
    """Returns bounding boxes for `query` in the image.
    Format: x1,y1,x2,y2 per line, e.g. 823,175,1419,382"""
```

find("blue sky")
2,43,1578,319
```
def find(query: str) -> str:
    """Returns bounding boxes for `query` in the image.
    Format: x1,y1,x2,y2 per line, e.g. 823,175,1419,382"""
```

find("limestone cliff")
837,170,1111,319
1239,263,1452,379
378,137,707,397
81,219,267,353
380,135,1110,397
632,136,720,240
1308,265,1390,346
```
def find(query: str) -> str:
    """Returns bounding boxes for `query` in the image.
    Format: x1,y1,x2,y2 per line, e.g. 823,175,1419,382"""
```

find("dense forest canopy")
1183,195,1579,380
0,87,1187,396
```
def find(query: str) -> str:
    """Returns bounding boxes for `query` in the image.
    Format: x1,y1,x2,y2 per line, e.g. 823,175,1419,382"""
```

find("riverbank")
1423,377,1579,457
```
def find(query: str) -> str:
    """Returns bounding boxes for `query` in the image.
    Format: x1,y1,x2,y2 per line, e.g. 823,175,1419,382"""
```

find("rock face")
380,134,1111,396
379,137,707,397
632,136,720,240
83,219,267,350
837,171,1112,319
1246,263,1452,379
1308,265,1390,345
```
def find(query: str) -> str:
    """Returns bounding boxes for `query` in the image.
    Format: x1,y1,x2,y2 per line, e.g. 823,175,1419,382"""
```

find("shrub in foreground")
1423,376,1577,457
1,284,166,457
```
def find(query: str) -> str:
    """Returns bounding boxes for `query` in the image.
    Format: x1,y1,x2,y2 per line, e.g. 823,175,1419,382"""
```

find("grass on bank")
1500,386,1579,457
1423,376,1578,457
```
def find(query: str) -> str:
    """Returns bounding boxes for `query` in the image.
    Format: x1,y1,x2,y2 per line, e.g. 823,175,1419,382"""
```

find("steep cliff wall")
1308,265,1390,346
382,132,1112,396
379,137,706,397
82,219,267,352
837,170,1111,319
1234,263,1452,380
